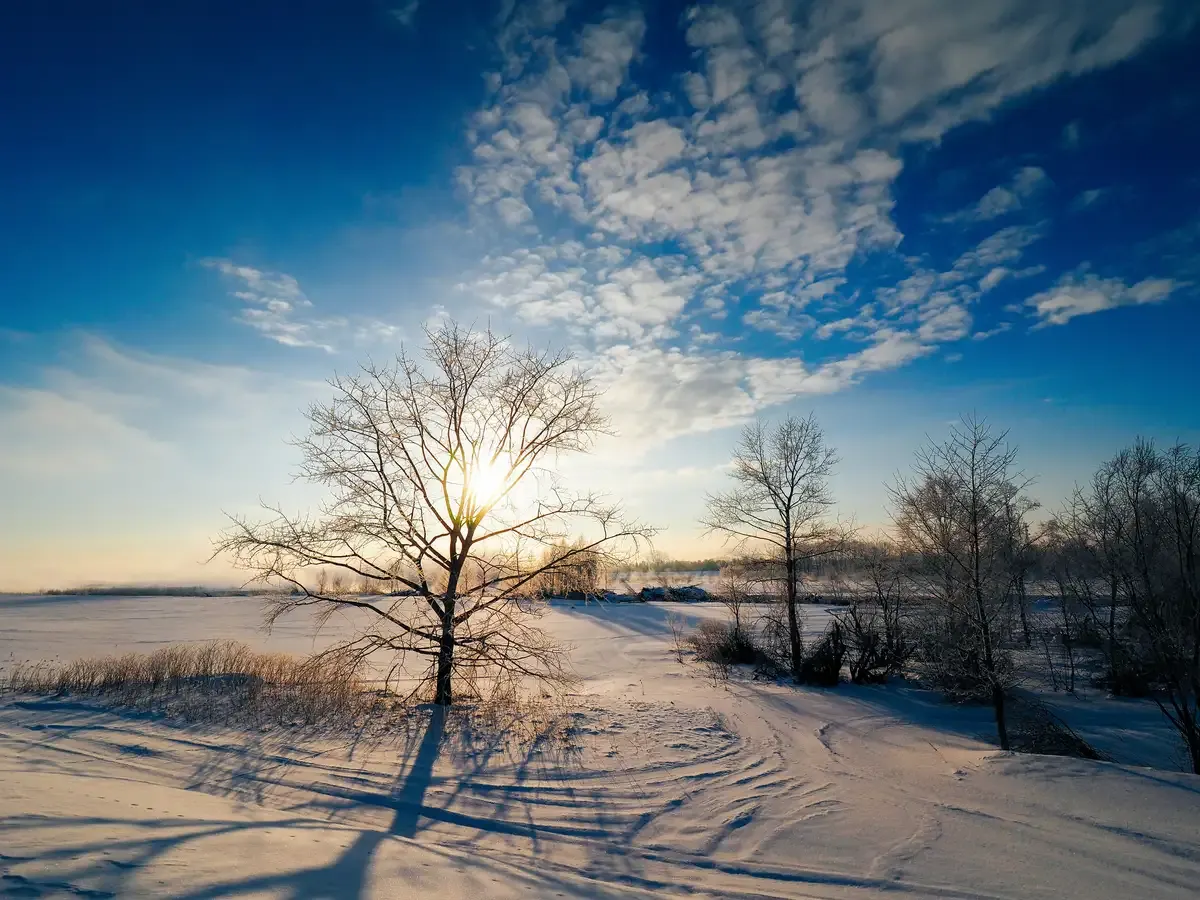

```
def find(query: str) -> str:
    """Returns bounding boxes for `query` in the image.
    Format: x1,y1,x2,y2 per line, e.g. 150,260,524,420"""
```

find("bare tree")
1002,496,1040,646
1056,441,1200,772
214,322,652,707
889,416,1036,751
716,560,757,637
702,415,852,680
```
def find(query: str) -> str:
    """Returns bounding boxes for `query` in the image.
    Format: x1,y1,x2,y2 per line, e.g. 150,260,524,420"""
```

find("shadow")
0,697,653,900
554,599,719,641
388,705,445,838
744,676,1005,748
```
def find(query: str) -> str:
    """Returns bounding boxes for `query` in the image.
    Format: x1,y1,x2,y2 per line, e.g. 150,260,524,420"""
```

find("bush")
1009,698,1107,760
797,622,845,686
837,603,912,685
1096,641,1157,698
755,601,794,670
686,620,758,667
1071,616,1108,650
914,624,1014,703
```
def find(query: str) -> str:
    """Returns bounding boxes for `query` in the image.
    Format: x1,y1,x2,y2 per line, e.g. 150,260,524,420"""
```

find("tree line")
700,412,1198,772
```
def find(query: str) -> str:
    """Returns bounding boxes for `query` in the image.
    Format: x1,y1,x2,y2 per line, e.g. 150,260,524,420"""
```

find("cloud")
203,259,403,352
0,328,33,344
588,325,946,452
0,336,326,590
1071,187,1109,211
455,0,1181,441
971,322,1013,341
204,259,339,351
1062,120,1082,149
388,1,419,28
1027,273,1181,327
0,381,170,477
945,166,1050,223
567,10,646,102
0,334,321,508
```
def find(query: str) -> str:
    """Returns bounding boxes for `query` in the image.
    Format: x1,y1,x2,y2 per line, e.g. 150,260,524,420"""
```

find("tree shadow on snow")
0,697,646,898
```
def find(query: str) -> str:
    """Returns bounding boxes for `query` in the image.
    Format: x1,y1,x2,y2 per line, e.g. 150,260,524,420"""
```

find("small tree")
702,415,852,680
716,560,756,635
214,322,652,707
889,416,1036,751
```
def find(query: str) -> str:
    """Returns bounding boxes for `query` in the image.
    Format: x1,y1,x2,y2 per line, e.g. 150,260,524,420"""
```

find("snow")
2,593,1198,898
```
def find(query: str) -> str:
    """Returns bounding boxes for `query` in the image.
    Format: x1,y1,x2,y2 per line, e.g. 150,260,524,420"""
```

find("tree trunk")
991,681,1010,751
1186,711,1200,776
785,553,802,680
434,610,456,706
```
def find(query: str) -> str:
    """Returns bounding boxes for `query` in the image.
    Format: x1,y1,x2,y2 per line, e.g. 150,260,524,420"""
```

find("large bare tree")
702,415,851,679
889,416,1036,751
214,322,651,706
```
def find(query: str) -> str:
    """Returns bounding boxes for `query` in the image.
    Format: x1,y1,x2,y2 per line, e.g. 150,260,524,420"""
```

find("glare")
467,454,510,508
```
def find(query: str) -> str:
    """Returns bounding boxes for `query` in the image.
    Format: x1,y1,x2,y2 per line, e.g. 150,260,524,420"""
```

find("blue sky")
1,0,1198,589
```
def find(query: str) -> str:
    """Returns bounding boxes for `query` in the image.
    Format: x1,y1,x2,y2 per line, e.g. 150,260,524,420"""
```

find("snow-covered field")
2,593,1198,899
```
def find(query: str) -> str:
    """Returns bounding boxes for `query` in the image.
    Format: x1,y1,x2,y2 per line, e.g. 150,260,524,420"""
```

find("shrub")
1009,698,1107,760
797,622,846,687
686,620,758,667
755,600,794,671
1097,641,1157,698
914,622,1014,703
837,603,912,685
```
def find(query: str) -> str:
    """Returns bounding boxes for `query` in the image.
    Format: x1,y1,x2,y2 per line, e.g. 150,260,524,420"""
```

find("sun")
466,455,509,508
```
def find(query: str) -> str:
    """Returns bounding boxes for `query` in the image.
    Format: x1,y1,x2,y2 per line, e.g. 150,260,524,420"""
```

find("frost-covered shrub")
914,617,1015,703
687,620,758,667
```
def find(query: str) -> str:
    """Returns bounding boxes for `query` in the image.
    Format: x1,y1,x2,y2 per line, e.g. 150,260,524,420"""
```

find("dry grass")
3,641,395,731
2,641,582,747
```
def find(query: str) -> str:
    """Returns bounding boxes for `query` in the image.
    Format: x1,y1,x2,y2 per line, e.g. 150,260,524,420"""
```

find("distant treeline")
615,559,725,574
42,586,267,597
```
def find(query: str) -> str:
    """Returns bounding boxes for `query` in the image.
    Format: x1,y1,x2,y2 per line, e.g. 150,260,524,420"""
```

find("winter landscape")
4,0,1200,898
2,587,1198,900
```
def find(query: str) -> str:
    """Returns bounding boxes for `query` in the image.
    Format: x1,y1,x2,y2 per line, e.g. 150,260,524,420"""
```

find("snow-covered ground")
2,593,1198,899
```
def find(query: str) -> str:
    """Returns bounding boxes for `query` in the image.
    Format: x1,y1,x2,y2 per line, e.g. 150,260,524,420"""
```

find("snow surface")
2,594,1198,899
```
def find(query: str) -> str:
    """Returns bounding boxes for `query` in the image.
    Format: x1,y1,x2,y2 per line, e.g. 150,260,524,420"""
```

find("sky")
1,0,1199,590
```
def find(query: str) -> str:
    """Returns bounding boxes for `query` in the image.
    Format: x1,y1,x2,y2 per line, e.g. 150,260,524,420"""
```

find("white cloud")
1027,273,1181,327
1072,187,1109,211
1062,120,1082,149
971,321,1013,341
0,336,326,590
204,259,404,352
566,10,646,102
388,1,419,28
856,0,1170,142
455,0,1180,442
203,259,338,351
0,382,169,477
945,166,1050,223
